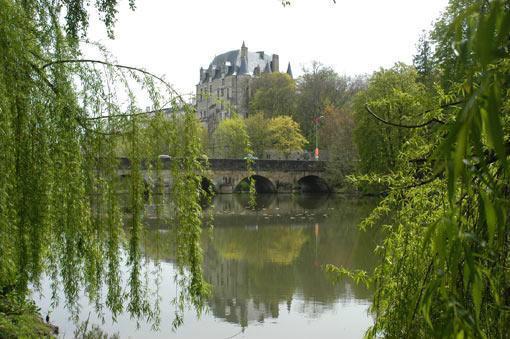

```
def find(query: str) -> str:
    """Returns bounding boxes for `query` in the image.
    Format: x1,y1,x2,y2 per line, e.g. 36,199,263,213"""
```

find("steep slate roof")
208,49,274,76
263,61,272,73
286,62,293,78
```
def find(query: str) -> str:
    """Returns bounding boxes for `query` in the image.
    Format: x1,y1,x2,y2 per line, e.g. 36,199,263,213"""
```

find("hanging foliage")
0,0,209,329
332,0,510,337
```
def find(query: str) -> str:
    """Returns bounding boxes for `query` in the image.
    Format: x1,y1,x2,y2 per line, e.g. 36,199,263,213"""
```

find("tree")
331,2,510,338
319,104,358,187
0,0,208,332
295,62,365,144
353,63,432,174
428,0,484,90
245,112,271,158
250,73,296,118
211,115,250,158
413,31,435,85
268,116,307,159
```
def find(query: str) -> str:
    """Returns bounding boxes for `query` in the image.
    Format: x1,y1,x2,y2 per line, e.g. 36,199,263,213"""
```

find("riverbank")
0,292,57,338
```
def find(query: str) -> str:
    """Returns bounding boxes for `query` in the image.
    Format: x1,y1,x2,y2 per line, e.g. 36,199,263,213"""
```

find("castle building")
196,41,293,133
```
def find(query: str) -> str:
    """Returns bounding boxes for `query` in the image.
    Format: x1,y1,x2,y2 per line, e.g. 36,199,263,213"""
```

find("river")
33,194,380,338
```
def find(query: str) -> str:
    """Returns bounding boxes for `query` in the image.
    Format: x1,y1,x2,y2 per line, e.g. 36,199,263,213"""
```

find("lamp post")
314,115,324,160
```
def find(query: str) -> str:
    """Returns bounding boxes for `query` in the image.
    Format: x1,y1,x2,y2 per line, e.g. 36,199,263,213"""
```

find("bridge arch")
235,175,276,193
297,175,330,193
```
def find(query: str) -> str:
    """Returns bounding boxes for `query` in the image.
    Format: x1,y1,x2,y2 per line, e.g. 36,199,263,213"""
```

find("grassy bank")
0,292,56,338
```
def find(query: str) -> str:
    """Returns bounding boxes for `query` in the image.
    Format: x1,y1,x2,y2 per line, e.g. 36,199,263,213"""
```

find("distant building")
196,41,293,133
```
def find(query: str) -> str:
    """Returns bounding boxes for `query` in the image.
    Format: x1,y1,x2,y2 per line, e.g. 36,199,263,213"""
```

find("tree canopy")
210,114,306,159
353,62,432,174
319,104,358,187
268,116,308,158
295,62,364,144
245,112,272,158
250,72,296,118
334,1,510,337
211,114,250,158
0,0,208,330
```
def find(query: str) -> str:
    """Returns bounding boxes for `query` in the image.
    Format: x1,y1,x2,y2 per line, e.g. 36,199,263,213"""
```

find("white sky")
87,0,449,96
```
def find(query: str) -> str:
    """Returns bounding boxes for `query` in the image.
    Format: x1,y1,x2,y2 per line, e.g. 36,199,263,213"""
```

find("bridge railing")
118,157,326,172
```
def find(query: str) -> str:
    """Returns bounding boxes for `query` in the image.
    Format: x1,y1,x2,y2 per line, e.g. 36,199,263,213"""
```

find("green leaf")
471,273,482,322
480,192,497,246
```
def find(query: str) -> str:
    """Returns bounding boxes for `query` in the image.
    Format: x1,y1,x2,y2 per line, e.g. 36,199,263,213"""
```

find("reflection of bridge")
119,158,330,193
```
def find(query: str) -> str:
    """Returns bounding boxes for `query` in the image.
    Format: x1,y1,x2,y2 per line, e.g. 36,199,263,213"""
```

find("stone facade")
196,41,293,133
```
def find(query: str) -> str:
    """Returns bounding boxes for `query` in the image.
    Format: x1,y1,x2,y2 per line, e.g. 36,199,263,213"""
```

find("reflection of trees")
212,227,308,265
141,195,381,328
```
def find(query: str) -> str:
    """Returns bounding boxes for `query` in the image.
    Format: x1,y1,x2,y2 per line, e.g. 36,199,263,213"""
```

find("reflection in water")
36,194,380,338
197,195,380,328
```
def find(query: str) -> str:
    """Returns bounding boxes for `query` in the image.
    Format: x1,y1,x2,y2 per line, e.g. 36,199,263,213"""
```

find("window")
221,88,224,96
226,88,230,99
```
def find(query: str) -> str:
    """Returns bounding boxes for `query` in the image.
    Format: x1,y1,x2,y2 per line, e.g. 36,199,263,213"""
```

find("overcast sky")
86,0,449,96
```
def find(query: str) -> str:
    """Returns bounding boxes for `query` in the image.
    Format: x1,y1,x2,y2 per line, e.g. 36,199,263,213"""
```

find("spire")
264,61,272,73
239,55,249,75
241,40,248,58
286,62,293,78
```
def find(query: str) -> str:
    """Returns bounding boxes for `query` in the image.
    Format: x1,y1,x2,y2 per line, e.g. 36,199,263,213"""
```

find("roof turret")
264,62,272,73
286,62,293,78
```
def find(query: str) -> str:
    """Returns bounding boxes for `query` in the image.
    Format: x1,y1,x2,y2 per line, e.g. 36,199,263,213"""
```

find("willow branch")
399,173,442,190
77,119,128,136
40,58,186,104
410,259,434,325
365,104,446,128
85,110,159,121
30,62,57,94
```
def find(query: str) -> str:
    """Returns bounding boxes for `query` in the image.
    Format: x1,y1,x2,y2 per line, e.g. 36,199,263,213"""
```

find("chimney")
200,67,204,83
271,54,279,72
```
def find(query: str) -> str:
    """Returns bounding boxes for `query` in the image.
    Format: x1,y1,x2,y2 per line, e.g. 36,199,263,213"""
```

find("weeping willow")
327,1,510,337
0,0,209,328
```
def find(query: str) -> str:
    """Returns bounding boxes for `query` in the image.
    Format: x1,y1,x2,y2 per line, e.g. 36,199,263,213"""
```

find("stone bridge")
119,158,330,193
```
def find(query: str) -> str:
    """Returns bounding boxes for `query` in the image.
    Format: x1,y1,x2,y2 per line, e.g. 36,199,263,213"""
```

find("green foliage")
413,30,435,85
245,112,272,158
320,104,358,187
295,62,364,144
0,0,208,330
250,72,296,118
211,114,250,158
342,1,510,337
0,292,55,338
268,116,308,158
74,318,119,339
353,63,433,175
210,113,306,160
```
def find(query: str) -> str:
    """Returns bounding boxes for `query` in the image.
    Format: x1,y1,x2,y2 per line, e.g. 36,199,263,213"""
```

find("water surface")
34,194,380,338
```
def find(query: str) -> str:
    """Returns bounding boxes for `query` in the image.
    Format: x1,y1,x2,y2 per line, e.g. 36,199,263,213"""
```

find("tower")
239,41,249,75
271,54,279,72
240,40,248,58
